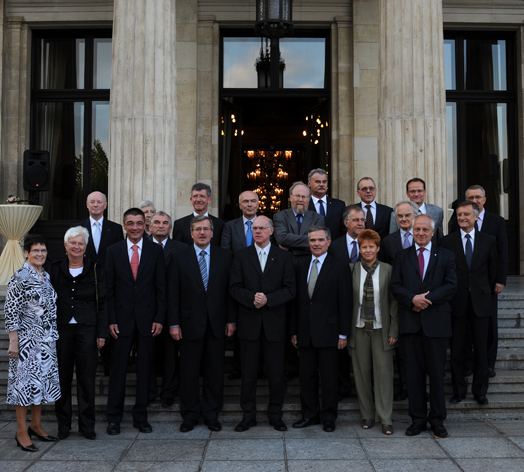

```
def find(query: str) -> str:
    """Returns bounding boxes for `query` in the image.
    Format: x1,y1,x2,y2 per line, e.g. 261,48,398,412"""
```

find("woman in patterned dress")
5,235,60,452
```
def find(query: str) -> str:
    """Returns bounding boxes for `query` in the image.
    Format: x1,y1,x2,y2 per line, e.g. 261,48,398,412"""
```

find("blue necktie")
199,250,208,291
318,200,326,217
246,220,253,246
296,214,302,232
465,234,473,268
350,241,358,263
403,232,411,249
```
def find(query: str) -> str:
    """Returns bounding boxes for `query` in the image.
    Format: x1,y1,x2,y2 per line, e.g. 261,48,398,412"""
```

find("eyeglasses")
291,194,309,200
192,227,212,232
30,249,47,254
359,187,376,192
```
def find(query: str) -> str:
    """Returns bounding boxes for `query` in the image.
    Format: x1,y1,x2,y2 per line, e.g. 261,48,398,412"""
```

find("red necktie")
131,244,139,280
418,247,425,280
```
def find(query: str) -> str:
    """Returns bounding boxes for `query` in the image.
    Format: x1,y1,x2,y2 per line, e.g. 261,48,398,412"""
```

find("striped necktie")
199,250,208,291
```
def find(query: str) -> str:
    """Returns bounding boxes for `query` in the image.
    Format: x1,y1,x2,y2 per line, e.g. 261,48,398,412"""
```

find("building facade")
0,0,522,273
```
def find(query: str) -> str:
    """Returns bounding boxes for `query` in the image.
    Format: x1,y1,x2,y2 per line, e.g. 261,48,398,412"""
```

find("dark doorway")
220,96,330,220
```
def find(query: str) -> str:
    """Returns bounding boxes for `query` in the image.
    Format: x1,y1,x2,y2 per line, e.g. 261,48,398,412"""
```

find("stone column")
108,0,177,221
378,0,447,210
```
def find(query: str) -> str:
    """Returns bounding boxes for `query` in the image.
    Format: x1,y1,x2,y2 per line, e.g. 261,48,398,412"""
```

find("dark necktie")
318,199,326,217
365,204,373,229
350,240,358,263
199,250,208,291
246,220,253,246
418,247,425,280
465,233,473,268
474,221,479,231
296,214,302,232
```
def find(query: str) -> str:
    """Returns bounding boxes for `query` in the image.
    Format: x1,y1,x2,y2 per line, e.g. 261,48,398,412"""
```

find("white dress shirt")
418,202,427,214
243,215,257,235
477,209,485,231
255,242,271,270
194,244,210,281
360,200,377,223
311,196,328,216
414,241,432,280
90,215,104,253
68,266,83,324
400,228,413,247
127,238,143,263
194,211,209,217
357,263,382,329
346,234,359,258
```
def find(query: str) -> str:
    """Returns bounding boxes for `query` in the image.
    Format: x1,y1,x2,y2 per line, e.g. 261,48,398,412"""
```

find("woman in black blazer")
50,226,108,440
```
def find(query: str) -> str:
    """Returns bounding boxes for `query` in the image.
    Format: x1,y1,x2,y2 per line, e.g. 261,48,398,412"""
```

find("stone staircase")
1,277,523,422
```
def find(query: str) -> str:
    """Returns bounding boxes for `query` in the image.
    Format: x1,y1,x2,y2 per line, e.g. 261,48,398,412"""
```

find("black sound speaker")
23,150,50,191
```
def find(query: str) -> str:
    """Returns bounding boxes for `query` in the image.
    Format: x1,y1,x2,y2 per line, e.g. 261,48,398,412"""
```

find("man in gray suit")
389,178,443,243
221,191,259,253
273,181,325,263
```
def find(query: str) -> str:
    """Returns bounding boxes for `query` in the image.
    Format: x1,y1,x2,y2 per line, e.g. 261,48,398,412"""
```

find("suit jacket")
389,203,444,243
379,230,413,265
79,218,124,267
172,214,225,247
355,202,393,240
229,244,296,342
221,217,250,253
162,238,188,267
308,197,346,240
390,245,457,338
349,261,398,351
167,244,236,341
439,230,497,318
291,254,351,348
449,210,508,286
328,234,357,265
105,239,166,337
273,209,325,258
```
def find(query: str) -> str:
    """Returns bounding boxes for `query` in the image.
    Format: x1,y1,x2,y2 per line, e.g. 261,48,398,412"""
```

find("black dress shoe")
292,417,321,429
228,370,242,380
83,431,96,440
107,423,121,435
431,424,449,438
323,421,336,432
234,418,257,432
133,421,152,433
269,418,287,431
15,433,38,452
475,395,489,405
450,394,465,403
161,398,174,407
394,389,408,401
180,421,197,433
58,430,70,440
28,426,58,442
205,419,222,432
488,367,496,378
405,422,426,436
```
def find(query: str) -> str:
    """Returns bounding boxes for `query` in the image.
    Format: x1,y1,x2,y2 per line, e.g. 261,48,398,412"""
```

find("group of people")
4,168,507,451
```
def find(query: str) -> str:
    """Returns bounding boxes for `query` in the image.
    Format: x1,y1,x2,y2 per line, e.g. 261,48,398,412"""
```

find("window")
31,31,111,220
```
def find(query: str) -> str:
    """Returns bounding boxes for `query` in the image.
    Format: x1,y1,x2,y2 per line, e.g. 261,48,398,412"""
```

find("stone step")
498,310,522,328
499,328,524,347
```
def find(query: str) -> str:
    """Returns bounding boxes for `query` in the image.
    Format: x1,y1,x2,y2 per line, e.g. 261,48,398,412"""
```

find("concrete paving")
0,418,523,471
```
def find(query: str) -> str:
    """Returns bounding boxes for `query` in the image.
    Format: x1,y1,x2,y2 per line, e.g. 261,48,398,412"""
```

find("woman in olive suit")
349,229,398,435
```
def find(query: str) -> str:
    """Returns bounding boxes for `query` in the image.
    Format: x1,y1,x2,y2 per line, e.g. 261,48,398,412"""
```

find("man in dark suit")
149,211,187,407
79,191,124,267
230,215,296,432
449,185,508,377
221,190,259,253
440,201,497,405
221,190,262,380
172,183,225,246
380,200,417,265
329,205,365,265
79,191,125,376
105,208,166,436
168,215,236,433
291,225,351,433
390,214,457,439
379,200,418,401
354,177,393,240
389,178,444,243
273,181,325,262
328,204,365,400
307,168,346,240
